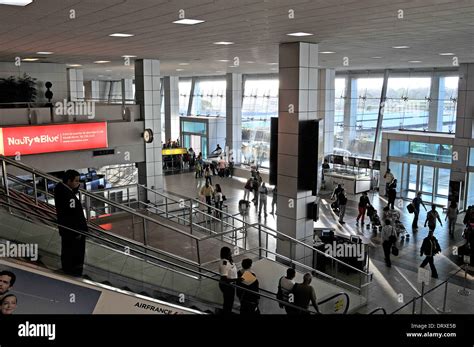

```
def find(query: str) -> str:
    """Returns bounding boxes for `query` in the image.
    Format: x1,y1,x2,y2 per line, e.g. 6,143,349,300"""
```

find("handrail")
390,267,465,314
368,307,387,314
0,199,316,315
317,292,351,314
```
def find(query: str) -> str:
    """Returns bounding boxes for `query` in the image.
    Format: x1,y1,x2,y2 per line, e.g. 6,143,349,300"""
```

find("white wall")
0,62,68,103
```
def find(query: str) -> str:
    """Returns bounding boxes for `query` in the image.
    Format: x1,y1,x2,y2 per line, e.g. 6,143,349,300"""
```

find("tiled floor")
162,171,474,314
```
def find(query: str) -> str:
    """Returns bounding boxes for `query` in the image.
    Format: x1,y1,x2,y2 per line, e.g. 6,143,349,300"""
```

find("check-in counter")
324,170,371,195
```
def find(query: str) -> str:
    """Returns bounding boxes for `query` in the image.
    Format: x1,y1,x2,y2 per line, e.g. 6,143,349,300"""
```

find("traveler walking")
420,230,441,278
445,201,459,236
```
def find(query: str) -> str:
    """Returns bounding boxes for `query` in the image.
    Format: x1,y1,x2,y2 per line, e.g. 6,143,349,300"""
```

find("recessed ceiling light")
267,63,278,65
246,61,255,63
106,70,112,72
176,68,184,71
94,60,111,64
22,58,39,61
172,19,205,25
439,52,455,56
36,51,53,55
179,63,190,66
392,46,410,49
371,56,383,59
408,60,422,63
121,55,137,58
213,41,234,45
228,65,237,68
0,0,33,6
215,71,225,73
98,75,104,77
216,59,230,62
270,68,278,71
320,51,336,54
109,33,134,37
67,64,82,67
287,32,313,37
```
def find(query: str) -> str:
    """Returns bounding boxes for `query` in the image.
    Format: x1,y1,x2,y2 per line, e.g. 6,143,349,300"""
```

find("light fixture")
98,75,104,77
267,63,278,65
179,63,190,66
109,33,134,37
36,51,53,55
215,71,225,73
216,59,230,62
392,46,410,49
246,61,255,63
22,58,39,61
0,0,33,6
228,65,237,68
287,32,313,37
371,56,383,59
320,51,336,54
121,55,137,58
67,64,82,67
439,53,455,56
172,19,205,25
94,60,111,64
176,68,184,71
213,41,234,45
270,68,278,71
408,60,422,63
106,69,112,72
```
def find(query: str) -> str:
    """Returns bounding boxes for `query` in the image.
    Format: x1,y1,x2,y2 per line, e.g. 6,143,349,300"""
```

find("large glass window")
241,78,278,168
389,140,452,163
191,79,226,116
179,79,192,115
439,76,458,133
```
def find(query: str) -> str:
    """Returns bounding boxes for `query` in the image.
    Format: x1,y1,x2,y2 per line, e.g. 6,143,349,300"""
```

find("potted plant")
0,73,37,106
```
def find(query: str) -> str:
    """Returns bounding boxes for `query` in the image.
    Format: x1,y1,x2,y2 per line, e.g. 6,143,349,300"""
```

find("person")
0,294,17,315
271,186,277,215
0,270,15,298
356,192,371,225
338,189,347,224
54,169,88,276
211,144,222,156
331,184,343,210
382,205,400,224
292,273,319,314
412,192,427,230
420,230,441,278
204,165,212,186
188,148,195,167
277,268,296,314
381,219,397,267
322,159,330,186
195,160,202,179
214,184,223,218
236,259,260,315
243,177,253,201
258,182,268,218
384,168,394,195
252,176,260,207
218,157,226,177
199,182,214,214
387,183,397,210
228,157,234,177
445,201,459,236
219,247,238,314
424,205,443,232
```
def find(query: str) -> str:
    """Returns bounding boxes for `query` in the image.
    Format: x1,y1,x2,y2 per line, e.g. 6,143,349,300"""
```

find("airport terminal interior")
0,0,473,317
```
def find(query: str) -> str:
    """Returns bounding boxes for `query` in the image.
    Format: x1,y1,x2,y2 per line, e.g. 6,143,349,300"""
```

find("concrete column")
67,68,84,101
164,76,180,142
451,63,474,208
428,75,441,132
276,42,319,264
319,69,336,157
135,59,163,202
226,73,242,164
343,76,357,150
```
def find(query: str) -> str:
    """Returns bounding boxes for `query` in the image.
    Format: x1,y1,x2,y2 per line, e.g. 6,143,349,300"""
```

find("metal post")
265,232,268,257
32,173,38,205
127,187,130,207
85,195,91,221
196,239,201,266
2,159,9,196
165,197,168,218
458,264,471,296
258,224,262,259
412,298,416,314
190,205,193,234
137,184,140,208
143,217,148,246
420,282,425,314
437,281,451,313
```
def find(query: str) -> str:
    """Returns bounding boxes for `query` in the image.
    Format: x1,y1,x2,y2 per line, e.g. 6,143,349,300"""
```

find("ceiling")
0,0,473,80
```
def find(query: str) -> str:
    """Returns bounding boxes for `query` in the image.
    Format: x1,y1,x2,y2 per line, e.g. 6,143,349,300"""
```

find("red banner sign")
0,122,108,156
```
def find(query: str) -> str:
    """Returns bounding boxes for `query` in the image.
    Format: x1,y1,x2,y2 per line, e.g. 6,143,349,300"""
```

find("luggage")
239,199,250,215
406,203,415,214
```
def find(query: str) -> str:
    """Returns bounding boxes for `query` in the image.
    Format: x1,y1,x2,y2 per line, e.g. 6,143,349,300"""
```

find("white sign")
417,267,431,284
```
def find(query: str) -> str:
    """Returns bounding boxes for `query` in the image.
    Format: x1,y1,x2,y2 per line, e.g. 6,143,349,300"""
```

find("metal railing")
0,155,372,296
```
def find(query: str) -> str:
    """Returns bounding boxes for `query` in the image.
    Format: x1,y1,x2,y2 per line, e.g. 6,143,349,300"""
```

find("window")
438,76,458,133
191,79,226,116
241,78,278,168
179,79,192,115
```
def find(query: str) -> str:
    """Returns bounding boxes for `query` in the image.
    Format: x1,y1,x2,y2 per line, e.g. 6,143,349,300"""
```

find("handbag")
391,245,399,256
222,195,227,201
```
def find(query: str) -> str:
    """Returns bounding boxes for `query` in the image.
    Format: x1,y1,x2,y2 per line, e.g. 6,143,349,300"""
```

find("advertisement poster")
0,122,108,156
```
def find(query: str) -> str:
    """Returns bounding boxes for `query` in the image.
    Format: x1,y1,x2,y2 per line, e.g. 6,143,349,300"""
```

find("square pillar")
164,76,180,142
226,73,242,164
67,68,84,101
135,59,163,202
276,42,319,263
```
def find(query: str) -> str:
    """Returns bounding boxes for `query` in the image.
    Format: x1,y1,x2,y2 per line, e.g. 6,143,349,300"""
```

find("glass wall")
179,79,192,115
191,79,226,116
241,77,278,168
439,76,458,133
389,140,452,164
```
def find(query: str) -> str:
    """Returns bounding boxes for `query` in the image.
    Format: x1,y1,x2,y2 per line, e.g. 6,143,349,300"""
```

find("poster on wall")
0,122,108,156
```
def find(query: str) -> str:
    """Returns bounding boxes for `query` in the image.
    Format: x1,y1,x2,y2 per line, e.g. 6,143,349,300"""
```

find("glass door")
420,165,434,203
434,167,450,206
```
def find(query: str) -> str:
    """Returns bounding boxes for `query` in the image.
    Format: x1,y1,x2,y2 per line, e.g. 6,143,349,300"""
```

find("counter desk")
324,170,371,195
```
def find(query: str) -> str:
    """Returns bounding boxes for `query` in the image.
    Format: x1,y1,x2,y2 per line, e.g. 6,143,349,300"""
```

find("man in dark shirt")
356,192,371,225
412,192,427,230
292,273,319,314
420,230,441,278
54,170,88,276
236,258,260,315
